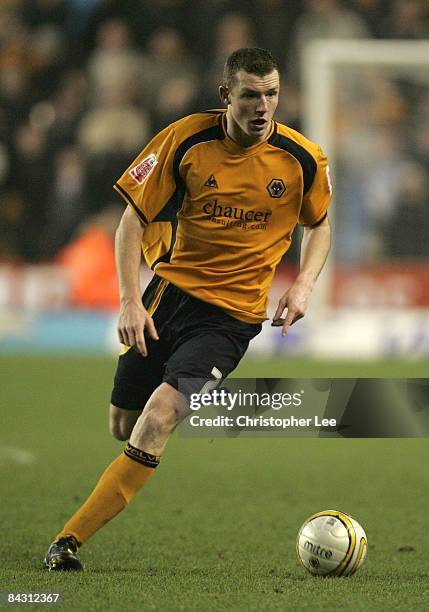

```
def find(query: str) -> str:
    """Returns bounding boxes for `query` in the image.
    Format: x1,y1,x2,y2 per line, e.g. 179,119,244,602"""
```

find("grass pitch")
1,355,428,611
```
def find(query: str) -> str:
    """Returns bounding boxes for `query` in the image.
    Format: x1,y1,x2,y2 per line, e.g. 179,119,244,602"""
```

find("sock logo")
124,443,160,468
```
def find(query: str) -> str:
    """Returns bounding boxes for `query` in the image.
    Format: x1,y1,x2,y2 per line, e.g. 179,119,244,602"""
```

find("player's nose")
256,95,269,112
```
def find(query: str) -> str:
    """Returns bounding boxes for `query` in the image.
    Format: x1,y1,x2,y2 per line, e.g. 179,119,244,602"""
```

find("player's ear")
219,85,230,106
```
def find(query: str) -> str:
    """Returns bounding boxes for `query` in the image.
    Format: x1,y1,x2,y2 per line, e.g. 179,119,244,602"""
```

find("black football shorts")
111,276,262,410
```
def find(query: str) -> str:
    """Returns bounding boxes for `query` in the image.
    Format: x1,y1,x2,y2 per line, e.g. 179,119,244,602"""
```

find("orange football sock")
54,444,160,545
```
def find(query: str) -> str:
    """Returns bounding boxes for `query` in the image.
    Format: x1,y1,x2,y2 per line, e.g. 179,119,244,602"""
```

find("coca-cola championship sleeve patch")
114,126,178,224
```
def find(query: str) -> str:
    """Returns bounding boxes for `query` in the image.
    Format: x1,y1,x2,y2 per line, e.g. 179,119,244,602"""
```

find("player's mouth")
250,118,268,130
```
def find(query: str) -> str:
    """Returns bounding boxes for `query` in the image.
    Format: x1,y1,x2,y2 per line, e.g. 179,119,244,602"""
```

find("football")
296,510,367,576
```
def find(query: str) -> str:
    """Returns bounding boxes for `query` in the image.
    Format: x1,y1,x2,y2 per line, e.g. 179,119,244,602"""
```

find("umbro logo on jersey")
204,174,218,188
267,178,286,198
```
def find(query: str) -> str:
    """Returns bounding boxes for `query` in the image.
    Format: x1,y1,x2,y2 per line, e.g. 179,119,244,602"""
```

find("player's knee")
143,401,177,437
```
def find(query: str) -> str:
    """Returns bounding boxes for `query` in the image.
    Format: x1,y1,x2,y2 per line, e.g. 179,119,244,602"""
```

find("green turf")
235,356,429,378
1,355,428,611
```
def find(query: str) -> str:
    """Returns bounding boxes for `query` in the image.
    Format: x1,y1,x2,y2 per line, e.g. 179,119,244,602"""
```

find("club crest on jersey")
129,153,158,184
267,178,286,198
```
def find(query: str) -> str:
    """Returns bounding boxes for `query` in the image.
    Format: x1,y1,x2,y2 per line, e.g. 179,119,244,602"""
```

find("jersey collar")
220,113,275,157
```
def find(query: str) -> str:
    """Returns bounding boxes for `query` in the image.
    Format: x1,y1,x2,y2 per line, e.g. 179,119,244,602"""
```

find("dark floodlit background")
0,0,428,363
1,4,429,609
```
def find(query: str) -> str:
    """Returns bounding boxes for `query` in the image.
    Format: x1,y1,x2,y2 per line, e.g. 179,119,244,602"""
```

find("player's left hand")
272,280,312,336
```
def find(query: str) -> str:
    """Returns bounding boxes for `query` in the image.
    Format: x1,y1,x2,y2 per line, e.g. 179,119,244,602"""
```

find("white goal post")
301,39,429,312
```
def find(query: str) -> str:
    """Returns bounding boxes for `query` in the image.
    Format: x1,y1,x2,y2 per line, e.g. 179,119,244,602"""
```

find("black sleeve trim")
114,183,148,225
309,212,328,227
268,124,317,194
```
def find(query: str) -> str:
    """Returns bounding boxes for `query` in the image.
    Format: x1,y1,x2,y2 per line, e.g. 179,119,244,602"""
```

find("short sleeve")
299,146,332,226
113,126,178,224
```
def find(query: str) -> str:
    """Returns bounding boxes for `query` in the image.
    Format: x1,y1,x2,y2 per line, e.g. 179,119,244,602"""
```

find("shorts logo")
211,367,222,379
129,153,158,184
267,178,286,198
198,367,223,395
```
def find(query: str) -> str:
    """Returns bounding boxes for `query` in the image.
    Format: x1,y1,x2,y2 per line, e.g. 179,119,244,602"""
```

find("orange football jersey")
114,110,332,322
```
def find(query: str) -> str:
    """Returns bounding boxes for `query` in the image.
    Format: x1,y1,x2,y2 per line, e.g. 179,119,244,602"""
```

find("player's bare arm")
115,207,159,355
273,215,331,336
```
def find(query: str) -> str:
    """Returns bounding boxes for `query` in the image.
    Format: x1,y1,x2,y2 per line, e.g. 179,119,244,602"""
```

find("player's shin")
54,443,160,545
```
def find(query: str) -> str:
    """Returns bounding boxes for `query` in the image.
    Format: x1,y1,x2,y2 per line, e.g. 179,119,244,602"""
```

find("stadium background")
0,0,428,361
1,2,428,611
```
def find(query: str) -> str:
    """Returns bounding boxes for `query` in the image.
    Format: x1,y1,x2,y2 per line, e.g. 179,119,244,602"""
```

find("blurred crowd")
0,0,428,265
334,63,429,263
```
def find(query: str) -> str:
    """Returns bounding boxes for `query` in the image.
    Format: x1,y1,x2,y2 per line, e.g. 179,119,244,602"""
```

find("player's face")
221,69,280,146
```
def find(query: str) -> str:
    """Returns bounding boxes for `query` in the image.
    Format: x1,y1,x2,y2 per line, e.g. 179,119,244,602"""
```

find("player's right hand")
117,299,159,356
